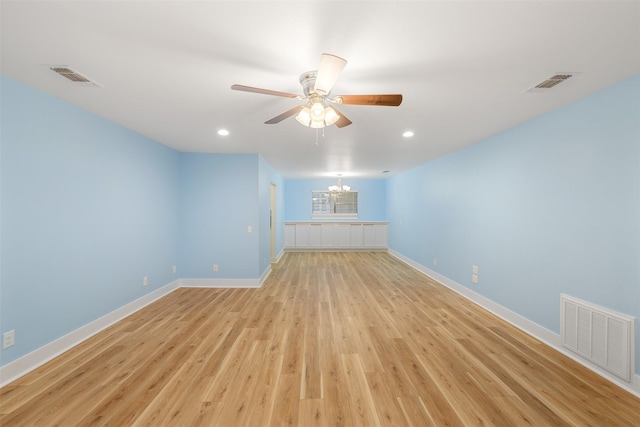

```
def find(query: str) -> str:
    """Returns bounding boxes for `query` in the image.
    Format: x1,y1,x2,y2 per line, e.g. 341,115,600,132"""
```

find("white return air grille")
560,294,635,382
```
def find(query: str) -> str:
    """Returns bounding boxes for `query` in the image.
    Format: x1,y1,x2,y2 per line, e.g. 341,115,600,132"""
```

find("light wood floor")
1,252,639,426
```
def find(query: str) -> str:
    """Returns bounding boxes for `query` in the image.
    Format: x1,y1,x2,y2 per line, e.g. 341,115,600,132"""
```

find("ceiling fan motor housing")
299,71,320,97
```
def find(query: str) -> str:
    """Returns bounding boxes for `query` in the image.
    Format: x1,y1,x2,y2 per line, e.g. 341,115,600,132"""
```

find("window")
312,191,358,218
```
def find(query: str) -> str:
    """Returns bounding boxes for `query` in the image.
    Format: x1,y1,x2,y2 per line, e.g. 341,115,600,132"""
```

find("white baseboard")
0,280,180,388
388,249,640,398
180,277,262,288
260,265,272,286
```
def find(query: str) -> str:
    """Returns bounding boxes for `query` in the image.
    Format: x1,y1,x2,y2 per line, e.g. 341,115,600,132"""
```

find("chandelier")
328,176,350,193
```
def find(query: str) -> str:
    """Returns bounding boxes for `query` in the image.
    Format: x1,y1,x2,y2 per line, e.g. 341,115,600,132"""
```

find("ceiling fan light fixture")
310,119,326,129
324,106,339,126
295,107,312,126
310,102,325,120
296,102,339,128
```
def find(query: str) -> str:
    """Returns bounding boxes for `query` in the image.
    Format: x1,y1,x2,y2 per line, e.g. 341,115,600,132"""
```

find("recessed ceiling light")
217,129,229,136
402,131,414,138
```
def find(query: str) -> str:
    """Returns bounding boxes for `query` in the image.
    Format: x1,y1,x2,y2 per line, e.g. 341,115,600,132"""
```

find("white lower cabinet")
284,222,387,250
321,223,336,247
335,224,351,247
284,224,296,247
295,224,309,247
364,223,388,247
350,224,363,247
309,224,323,247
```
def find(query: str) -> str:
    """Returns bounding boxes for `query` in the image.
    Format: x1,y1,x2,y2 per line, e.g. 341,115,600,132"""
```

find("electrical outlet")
143,276,148,287
433,258,437,267
3,330,15,349
172,265,176,274
247,226,252,233
213,264,219,272
472,265,478,274
472,274,478,284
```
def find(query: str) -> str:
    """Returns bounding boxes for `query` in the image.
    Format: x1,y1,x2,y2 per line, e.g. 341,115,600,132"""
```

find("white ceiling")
2,1,639,178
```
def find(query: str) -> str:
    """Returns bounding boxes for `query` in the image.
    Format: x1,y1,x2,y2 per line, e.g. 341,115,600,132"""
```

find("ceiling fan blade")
331,106,352,128
336,94,403,106
264,105,305,124
231,84,299,98
314,53,347,95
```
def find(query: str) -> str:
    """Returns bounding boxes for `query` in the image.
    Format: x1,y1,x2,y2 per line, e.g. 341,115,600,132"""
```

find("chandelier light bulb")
328,176,350,193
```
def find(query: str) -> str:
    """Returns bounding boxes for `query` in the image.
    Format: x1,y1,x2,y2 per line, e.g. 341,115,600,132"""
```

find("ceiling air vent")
50,66,101,87
525,73,575,93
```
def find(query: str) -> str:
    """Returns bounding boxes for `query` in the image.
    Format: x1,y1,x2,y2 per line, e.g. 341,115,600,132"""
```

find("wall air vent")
560,294,635,382
50,66,102,87
525,73,575,93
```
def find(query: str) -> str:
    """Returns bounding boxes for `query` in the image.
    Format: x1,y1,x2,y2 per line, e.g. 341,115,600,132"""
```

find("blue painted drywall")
0,76,284,367
1,75,181,365
387,74,640,375
284,178,387,221
179,153,260,279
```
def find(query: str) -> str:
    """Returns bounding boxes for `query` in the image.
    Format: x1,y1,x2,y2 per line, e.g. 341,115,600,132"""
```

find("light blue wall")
1,75,181,365
387,75,640,375
0,77,284,367
179,153,260,279
284,178,387,221
258,156,285,273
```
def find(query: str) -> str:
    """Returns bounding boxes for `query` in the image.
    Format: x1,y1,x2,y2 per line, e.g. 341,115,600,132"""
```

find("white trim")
0,280,180,388
259,265,272,286
285,247,388,253
388,249,640,398
179,277,261,288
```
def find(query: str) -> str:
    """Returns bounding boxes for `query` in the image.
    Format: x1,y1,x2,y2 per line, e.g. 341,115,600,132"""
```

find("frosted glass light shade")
295,107,311,126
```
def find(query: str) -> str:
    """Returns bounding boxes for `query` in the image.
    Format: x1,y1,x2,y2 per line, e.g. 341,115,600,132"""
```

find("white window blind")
312,191,358,218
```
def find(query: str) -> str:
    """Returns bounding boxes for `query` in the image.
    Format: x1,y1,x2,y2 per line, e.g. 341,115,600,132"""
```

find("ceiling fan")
231,53,403,129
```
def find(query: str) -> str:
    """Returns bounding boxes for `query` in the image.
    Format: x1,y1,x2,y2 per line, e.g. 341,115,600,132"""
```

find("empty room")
1,1,639,425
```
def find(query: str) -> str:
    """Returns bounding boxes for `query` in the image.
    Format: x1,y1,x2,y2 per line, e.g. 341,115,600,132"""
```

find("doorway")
270,183,277,263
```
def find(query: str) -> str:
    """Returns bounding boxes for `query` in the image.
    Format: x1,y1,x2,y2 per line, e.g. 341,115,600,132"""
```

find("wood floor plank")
366,372,416,426
339,354,381,426
298,398,326,427
1,252,639,426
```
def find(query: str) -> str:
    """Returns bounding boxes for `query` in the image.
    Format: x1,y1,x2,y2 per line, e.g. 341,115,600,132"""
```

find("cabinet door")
363,224,376,247
335,223,351,247
350,224,363,247
284,224,296,247
295,224,309,247
321,223,336,247
309,223,323,247
374,224,388,247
